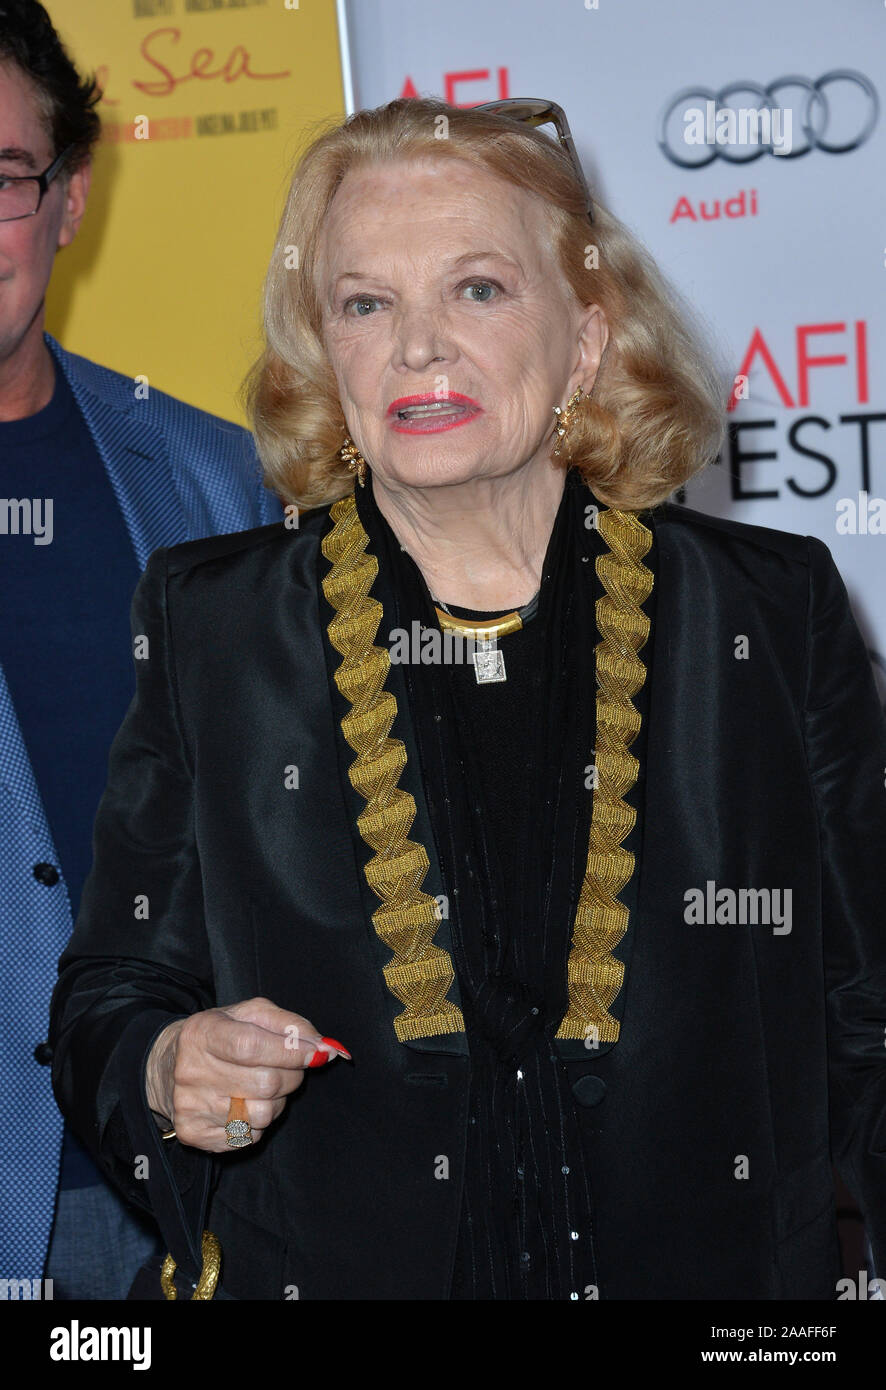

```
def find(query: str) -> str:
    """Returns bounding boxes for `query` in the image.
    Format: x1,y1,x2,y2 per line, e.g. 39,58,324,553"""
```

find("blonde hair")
243,97,728,512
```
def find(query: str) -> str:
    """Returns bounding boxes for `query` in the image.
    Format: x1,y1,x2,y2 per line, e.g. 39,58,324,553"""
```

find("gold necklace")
433,606,525,640
320,491,653,1046
432,591,539,683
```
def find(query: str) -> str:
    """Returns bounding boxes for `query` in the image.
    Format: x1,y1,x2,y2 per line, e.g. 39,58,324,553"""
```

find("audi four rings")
658,70,879,166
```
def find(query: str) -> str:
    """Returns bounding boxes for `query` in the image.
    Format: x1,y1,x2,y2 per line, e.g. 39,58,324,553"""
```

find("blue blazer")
0,332,281,1280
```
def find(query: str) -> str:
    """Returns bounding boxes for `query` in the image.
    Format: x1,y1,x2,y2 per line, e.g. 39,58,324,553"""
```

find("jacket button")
572,1074,607,1107
33,862,60,886
34,1042,53,1066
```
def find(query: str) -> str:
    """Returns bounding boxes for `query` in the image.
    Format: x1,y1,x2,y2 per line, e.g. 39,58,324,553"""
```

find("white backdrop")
341,0,886,698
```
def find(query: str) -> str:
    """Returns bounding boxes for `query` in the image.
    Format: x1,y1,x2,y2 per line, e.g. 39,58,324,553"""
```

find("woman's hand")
144,997,349,1153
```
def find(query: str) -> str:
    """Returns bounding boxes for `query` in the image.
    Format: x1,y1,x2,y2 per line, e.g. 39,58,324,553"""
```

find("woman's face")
316,155,607,492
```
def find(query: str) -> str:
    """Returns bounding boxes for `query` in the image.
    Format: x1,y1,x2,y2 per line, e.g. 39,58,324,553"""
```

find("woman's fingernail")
307,1048,331,1068
320,1036,352,1060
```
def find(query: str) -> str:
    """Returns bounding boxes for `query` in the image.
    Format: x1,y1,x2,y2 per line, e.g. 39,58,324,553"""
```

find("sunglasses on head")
471,98,594,224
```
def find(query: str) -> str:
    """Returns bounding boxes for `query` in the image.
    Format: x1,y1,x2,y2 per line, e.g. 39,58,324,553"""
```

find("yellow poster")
45,0,345,422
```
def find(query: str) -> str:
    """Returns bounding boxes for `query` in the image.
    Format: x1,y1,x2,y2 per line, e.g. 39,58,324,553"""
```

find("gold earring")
340,436,367,488
552,385,585,457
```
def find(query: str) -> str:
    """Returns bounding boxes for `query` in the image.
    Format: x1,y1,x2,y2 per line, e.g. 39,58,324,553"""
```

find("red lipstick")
387,392,482,435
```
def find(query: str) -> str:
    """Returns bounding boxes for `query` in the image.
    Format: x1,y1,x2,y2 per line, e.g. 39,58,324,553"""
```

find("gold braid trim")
161,1230,221,1300
321,495,465,1041
555,507,654,1042
320,492,652,1045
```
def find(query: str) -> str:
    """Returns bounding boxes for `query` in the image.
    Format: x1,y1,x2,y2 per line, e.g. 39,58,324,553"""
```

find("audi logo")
658,70,879,166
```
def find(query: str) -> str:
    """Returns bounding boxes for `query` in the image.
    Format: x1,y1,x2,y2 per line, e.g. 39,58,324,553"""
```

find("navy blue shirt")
0,354,141,1188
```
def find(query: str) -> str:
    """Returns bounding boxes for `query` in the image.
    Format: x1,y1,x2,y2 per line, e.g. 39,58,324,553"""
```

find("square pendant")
472,642,507,684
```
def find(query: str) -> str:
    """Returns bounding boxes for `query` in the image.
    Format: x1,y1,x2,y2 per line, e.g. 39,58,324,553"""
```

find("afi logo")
400,69,509,106
728,321,869,412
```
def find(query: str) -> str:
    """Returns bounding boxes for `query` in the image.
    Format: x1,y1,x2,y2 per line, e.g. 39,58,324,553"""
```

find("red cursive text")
133,26,291,98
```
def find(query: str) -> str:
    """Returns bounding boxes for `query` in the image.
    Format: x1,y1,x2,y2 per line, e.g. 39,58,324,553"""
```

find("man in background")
0,0,280,1298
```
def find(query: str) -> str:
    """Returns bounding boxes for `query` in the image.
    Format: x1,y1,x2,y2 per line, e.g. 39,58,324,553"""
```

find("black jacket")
49,486,886,1299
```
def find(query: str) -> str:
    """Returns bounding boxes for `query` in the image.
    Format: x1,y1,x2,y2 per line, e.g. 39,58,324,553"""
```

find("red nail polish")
307,1049,330,1068
321,1036,352,1059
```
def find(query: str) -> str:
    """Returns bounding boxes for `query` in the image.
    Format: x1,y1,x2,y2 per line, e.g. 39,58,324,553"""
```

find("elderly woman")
50,97,886,1302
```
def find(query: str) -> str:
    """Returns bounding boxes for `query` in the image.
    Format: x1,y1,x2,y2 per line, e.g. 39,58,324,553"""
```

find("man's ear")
575,302,610,393
56,159,92,250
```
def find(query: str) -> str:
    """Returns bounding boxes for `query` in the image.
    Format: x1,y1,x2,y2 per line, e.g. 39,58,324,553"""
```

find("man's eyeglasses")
0,144,74,224
471,99,594,224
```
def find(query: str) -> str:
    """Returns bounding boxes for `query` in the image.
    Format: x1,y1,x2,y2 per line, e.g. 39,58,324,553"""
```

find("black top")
354,466,604,1299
